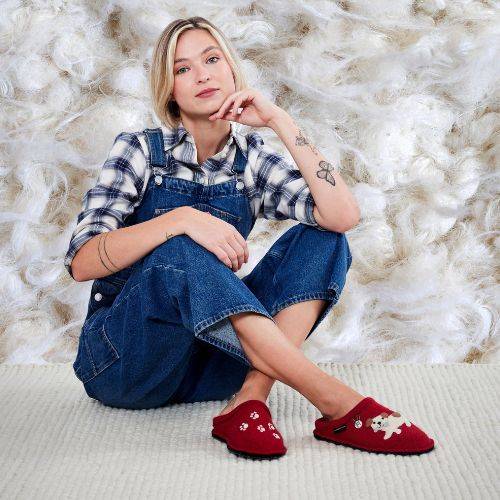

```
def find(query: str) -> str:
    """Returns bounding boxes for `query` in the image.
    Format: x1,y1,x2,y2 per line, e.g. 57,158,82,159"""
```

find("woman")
66,17,435,460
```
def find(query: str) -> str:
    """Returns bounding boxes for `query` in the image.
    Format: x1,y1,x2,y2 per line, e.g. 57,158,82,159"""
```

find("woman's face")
171,29,236,121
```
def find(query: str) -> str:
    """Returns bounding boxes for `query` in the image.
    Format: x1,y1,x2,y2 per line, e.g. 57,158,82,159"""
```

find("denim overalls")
73,127,352,410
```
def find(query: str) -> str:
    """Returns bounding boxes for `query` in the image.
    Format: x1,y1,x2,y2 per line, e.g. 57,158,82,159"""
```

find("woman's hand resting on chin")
209,87,285,128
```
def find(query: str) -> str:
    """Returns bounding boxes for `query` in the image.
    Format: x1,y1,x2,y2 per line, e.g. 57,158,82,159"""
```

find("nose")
194,66,210,83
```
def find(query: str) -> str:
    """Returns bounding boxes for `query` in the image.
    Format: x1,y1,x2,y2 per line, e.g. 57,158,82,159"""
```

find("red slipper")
313,396,435,455
212,399,287,459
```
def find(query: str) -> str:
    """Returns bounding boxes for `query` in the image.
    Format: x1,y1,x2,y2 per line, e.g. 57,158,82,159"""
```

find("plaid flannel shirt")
64,121,326,279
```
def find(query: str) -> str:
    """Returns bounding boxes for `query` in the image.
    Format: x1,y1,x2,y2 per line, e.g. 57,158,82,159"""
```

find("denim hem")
196,329,251,367
270,285,340,317
194,304,277,367
269,281,342,340
194,303,275,334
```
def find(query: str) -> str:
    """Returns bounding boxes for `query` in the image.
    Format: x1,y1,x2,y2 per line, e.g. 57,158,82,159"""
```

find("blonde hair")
149,17,249,129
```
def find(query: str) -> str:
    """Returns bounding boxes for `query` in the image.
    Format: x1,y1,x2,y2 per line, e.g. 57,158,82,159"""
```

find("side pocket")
74,318,120,384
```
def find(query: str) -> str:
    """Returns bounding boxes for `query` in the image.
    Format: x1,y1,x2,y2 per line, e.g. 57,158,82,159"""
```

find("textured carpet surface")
0,362,498,499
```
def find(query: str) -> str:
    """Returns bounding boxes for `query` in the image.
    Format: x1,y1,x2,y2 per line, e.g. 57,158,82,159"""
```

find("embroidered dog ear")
365,417,373,427
380,412,389,418
392,411,401,417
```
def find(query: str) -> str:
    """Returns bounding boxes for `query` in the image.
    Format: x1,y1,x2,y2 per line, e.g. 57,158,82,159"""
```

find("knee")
145,234,214,270
301,224,351,257
291,226,352,277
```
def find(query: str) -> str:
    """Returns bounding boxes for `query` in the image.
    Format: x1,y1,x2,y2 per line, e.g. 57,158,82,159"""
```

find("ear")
365,418,373,427
380,412,389,418
392,412,401,417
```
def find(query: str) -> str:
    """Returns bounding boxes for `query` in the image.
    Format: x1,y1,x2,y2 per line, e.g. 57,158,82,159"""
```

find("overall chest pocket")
154,203,241,226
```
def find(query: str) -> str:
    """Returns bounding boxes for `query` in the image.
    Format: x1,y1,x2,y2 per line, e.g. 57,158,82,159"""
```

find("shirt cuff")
305,194,329,231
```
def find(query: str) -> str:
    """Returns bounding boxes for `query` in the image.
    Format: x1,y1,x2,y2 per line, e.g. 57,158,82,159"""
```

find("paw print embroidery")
257,425,266,432
267,422,275,430
272,432,281,439
239,422,248,431
250,411,259,419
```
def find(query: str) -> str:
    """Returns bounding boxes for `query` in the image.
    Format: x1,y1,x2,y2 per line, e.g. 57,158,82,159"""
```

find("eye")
175,55,220,75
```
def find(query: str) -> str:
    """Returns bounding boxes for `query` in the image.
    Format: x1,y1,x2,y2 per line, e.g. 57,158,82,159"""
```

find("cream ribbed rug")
0,362,497,499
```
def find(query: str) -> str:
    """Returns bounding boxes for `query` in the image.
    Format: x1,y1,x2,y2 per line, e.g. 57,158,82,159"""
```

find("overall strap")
143,127,166,168
231,143,247,174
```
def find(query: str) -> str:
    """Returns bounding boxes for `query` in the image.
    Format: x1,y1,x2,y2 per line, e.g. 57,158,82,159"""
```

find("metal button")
154,175,163,185
236,181,244,190
94,293,102,301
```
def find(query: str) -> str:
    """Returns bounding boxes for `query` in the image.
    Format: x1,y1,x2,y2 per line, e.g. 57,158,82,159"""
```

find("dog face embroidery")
365,411,412,440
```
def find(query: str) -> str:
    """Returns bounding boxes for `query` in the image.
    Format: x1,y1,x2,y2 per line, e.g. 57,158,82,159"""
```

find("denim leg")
82,235,276,408
168,339,251,404
242,223,352,340
83,270,200,410
170,225,352,405
142,234,277,368
84,227,351,408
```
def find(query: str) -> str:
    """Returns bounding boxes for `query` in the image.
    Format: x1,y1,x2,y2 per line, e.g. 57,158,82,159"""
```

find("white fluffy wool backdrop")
0,0,498,367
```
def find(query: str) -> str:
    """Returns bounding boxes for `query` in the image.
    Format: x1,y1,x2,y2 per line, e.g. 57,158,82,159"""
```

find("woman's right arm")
71,207,189,282
65,129,249,282
71,204,250,281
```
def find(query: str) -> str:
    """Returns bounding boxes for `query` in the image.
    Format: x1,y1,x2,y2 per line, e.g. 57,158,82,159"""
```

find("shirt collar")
160,121,248,161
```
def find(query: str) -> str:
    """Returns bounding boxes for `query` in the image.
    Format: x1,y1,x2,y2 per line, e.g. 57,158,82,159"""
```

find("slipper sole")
313,430,435,455
212,429,286,460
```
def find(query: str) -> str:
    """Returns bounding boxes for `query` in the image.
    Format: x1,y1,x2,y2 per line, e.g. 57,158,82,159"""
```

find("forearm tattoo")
295,130,336,186
295,129,320,155
98,233,120,273
316,160,336,186
97,229,174,276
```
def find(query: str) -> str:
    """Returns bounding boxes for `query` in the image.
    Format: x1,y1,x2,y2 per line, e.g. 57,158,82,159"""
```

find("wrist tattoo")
316,160,336,186
165,232,175,241
295,129,320,156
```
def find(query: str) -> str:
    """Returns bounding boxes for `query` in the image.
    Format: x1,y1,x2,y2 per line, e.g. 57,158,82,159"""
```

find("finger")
225,238,246,270
212,245,232,268
215,101,233,121
220,240,240,270
222,91,246,118
232,96,244,118
213,91,240,120
231,230,249,263
229,231,248,268
228,233,246,269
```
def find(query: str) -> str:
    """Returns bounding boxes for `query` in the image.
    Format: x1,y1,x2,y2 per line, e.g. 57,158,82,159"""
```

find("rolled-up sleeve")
64,132,147,280
253,137,328,231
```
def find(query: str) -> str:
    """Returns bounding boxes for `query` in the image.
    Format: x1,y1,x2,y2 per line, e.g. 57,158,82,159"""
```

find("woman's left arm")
268,110,360,233
210,88,360,233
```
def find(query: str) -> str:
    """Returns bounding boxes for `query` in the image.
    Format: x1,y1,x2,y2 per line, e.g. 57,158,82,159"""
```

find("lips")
196,88,219,97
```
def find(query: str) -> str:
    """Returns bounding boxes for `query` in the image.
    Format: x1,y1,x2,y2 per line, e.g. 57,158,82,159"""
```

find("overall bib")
73,127,353,410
